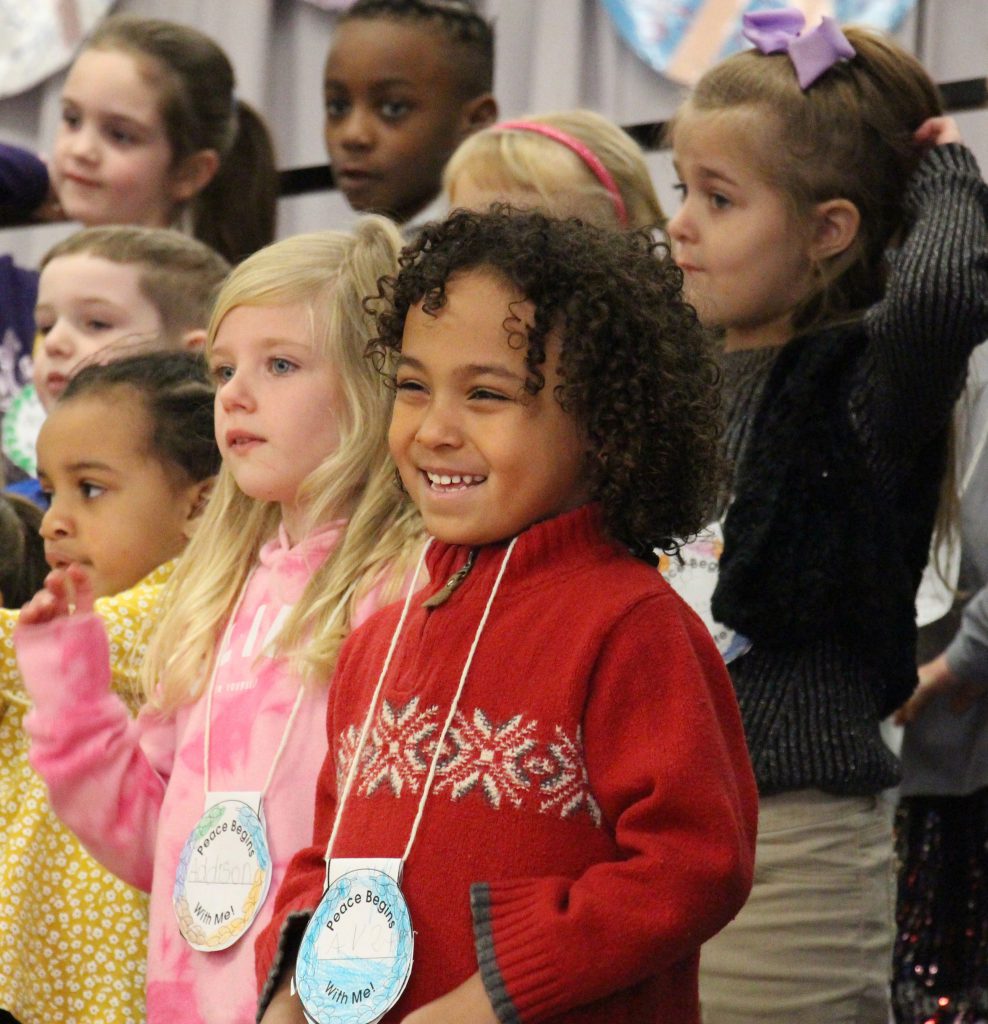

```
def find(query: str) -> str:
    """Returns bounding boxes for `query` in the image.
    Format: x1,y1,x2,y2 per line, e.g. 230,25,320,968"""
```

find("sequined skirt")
893,790,988,1024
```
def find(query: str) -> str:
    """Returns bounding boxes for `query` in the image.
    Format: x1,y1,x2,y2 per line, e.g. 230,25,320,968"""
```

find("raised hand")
19,564,95,625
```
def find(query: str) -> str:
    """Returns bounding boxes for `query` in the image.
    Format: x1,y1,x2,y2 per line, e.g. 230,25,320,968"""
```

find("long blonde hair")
444,109,665,231
142,219,422,712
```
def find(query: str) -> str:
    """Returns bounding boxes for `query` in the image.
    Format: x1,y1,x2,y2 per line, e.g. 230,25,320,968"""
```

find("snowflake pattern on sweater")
336,698,602,825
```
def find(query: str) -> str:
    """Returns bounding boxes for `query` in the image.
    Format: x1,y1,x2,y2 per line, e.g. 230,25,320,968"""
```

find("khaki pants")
700,789,895,1024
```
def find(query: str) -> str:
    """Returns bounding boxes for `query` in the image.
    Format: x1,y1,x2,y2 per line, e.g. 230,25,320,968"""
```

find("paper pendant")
173,796,273,951
296,866,414,1024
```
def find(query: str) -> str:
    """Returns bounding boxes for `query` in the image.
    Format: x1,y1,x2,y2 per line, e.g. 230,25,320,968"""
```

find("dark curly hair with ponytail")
369,206,724,561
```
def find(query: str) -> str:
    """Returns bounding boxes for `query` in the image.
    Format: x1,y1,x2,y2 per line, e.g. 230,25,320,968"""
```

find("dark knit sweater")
712,144,988,796
256,505,757,1023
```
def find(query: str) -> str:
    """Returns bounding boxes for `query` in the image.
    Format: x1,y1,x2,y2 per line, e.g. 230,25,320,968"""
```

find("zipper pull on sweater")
422,550,476,609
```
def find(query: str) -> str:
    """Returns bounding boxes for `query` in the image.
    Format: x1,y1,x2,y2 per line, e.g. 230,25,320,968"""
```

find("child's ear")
179,328,207,353
182,477,215,540
169,149,221,205
809,198,861,262
458,94,498,139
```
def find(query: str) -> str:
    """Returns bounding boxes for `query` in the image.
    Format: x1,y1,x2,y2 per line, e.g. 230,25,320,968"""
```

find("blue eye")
210,364,234,384
270,357,297,376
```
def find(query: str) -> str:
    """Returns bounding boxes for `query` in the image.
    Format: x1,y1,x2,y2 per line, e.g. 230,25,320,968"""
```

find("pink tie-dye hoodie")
15,521,388,1024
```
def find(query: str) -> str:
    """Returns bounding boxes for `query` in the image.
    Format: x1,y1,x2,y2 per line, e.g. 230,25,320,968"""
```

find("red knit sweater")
255,505,757,1023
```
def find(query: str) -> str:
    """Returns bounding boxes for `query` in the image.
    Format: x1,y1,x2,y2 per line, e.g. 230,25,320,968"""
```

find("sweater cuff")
471,880,566,1024
15,613,111,717
255,907,312,1021
909,143,984,205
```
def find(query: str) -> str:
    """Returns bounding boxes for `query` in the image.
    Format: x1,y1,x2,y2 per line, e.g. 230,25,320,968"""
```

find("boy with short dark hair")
324,0,498,225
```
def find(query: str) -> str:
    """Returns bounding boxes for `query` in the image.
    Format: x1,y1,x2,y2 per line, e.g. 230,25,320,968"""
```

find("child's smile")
390,269,590,546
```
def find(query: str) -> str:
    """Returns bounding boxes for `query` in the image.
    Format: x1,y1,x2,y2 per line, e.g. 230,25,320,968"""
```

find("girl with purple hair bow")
664,8,988,1023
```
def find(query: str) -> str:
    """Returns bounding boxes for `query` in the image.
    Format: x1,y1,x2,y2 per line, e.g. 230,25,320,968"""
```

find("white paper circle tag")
173,798,272,951
658,522,752,663
296,867,414,1024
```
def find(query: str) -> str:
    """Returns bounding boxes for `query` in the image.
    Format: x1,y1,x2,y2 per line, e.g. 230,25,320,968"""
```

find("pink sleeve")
14,613,175,892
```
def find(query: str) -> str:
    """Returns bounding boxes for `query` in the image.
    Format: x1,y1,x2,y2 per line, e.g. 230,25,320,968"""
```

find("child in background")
0,145,56,461
16,221,423,1024
4,225,229,505
324,0,497,226
256,208,757,1024
50,14,278,263
444,109,665,231
0,350,218,1024
665,9,988,1022
892,341,988,1024
0,12,273,477
0,495,46,608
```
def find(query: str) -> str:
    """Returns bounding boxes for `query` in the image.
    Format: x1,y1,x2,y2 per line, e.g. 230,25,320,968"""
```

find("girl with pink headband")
443,108,664,231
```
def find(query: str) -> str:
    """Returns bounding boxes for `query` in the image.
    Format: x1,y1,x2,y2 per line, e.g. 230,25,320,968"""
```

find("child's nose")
667,203,694,244
217,370,255,412
40,501,72,541
336,108,375,150
414,400,462,449
66,122,98,162
41,320,74,358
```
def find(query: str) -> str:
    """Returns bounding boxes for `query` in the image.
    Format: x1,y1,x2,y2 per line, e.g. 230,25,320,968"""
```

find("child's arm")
895,581,988,724
15,568,173,892
461,593,757,1021
862,120,988,446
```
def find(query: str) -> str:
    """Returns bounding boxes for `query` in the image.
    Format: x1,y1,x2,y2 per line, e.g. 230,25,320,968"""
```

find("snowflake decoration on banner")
600,0,919,85
434,709,539,809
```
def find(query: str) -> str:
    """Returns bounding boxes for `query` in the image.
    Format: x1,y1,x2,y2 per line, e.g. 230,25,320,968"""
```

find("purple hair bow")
742,9,855,90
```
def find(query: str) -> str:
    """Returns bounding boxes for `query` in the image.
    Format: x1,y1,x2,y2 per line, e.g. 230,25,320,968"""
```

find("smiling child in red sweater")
256,208,757,1024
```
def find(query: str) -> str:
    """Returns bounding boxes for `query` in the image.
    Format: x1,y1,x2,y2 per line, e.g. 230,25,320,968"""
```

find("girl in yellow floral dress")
0,350,218,1024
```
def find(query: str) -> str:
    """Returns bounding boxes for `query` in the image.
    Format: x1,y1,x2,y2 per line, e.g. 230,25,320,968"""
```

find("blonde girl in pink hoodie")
16,219,422,1024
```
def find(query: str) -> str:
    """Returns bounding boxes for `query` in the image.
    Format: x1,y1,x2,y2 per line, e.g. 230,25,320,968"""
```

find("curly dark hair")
369,206,724,560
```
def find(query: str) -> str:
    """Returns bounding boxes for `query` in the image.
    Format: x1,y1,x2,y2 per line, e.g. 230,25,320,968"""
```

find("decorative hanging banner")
600,0,919,85
296,862,414,1024
0,0,114,99
173,793,273,952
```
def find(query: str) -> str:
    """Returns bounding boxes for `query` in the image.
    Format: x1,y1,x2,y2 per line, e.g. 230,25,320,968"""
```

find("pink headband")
493,120,629,227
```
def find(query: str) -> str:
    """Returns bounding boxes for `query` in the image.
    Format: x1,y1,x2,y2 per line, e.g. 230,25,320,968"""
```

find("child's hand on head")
914,116,962,150
400,972,498,1024
19,564,95,626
